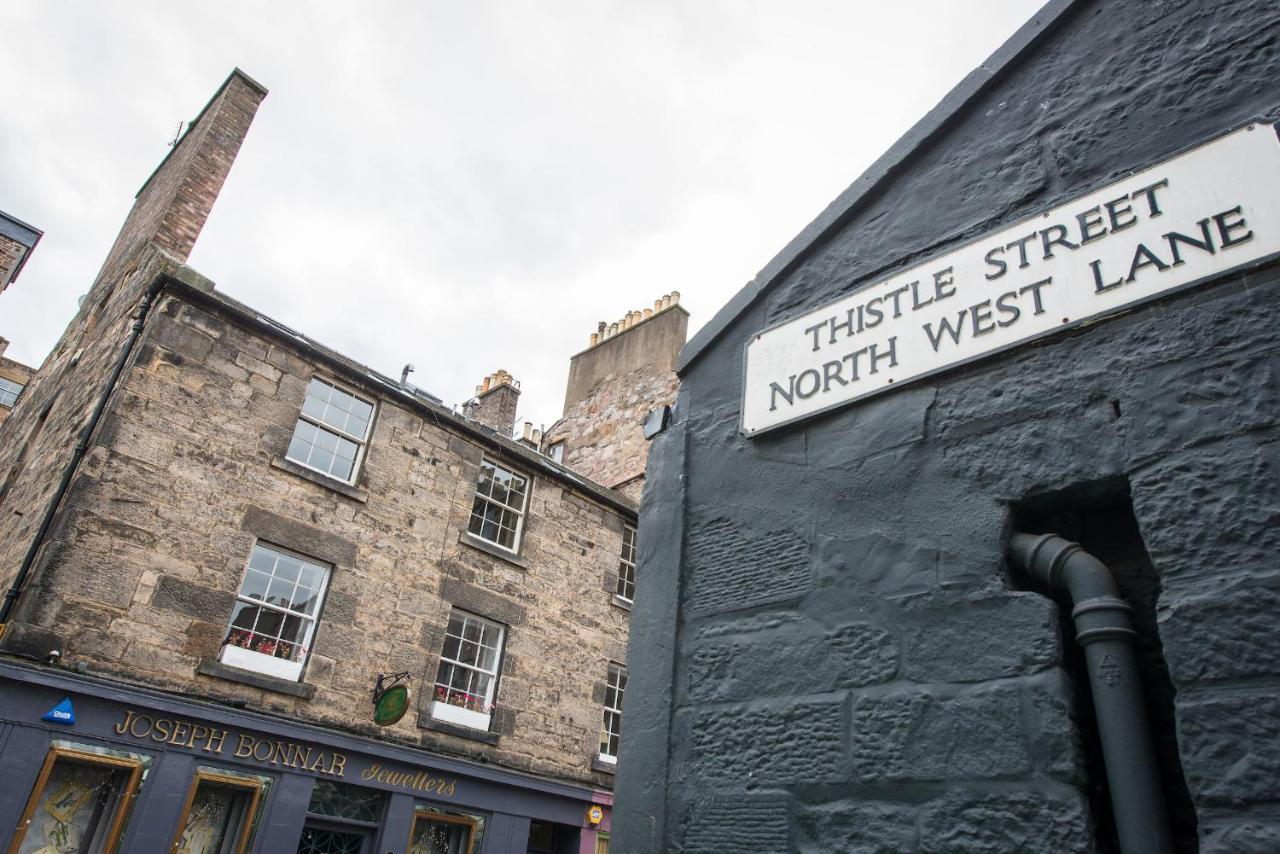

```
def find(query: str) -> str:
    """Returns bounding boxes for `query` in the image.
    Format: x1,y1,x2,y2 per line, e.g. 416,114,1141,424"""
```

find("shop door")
296,820,374,854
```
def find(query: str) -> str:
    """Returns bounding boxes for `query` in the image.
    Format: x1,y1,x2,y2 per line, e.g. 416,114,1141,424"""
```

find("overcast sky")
1,1,1044,431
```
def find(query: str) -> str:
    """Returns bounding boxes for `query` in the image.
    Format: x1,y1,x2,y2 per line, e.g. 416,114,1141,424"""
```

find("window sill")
610,595,633,612
271,456,369,503
418,711,501,745
197,658,316,699
458,531,529,569
591,757,617,775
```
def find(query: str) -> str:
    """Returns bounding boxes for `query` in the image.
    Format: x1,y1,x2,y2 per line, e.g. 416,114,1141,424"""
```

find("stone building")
0,210,41,428
617,1,1280,853
0,210,41,296
0,336,35,430
0,69,672,854
544,299,687,504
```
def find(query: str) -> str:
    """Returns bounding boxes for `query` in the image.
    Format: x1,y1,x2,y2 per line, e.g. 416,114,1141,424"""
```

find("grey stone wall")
617,0,1280,851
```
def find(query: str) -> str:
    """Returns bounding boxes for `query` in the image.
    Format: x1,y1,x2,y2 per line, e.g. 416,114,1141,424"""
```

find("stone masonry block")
1200,819,1280,854
152,576,237,623
240,506,358,566
897,589,1059,683
680,697,844,785
680,794,790,853
919,788,1093,854
1159,569,1280,686
687,621,897,703
796,800,917,854
1179,690,1280,807
688,517,810,616
849,684,1032,782
1131,436,1280,582
149,315,214,362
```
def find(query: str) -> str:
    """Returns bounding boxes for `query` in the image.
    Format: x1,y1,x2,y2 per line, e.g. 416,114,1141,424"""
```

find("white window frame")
598,662,627,763
285,376,375,485
430,610,506,731
466,459,529,553
219,542,331,682
616,526,637,602
0,376,24,408
547,441,565,463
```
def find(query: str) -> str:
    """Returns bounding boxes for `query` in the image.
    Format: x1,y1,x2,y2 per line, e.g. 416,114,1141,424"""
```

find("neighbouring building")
0,210,41,296
544,299,687,503
0,68,677,854
0,336,35,429
616,1,1280,853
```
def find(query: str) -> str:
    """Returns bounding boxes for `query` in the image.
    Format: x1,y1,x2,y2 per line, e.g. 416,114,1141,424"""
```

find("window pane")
410,814,472,854
313,428,340,453
291,586,320,617
253,609,283,638
307,780,384,822
248,547,277,574
178,779,256,854
302,383,329,419
265,575,294,608
310,448,335,475
240,569,270,602
16,758,134,854
329,455,354,482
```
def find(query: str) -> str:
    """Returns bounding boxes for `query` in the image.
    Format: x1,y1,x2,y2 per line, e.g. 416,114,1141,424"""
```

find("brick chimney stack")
472,369,521,436
92,68,267,289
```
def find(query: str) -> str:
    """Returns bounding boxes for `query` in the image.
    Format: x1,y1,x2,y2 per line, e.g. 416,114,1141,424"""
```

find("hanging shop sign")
372,672,411,727
742,123,1280,435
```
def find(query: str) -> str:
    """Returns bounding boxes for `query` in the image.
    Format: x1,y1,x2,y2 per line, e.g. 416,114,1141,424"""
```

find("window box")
431,610,506,732
218,542,331,683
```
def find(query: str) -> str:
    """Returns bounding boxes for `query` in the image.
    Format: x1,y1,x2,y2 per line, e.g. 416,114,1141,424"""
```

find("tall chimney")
92,68,267,289
472,370,521,436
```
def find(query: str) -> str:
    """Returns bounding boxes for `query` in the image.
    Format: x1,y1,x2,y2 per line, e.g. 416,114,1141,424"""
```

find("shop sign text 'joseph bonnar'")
742,123,1280,435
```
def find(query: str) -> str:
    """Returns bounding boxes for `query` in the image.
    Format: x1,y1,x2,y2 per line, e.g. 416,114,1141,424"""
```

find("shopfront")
0,662,611,853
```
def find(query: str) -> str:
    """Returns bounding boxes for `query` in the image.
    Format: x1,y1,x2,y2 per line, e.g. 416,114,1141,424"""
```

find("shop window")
0,376,24,408
431,609,506,731
171,768,270,854
595,833,610,854
286,377,375,484
9,741,150,854
466,460,528,552
407,809,480,854
306,780,385,823
598,663,627,763
219,542,331,682
615,526,637,602
297,780,386,854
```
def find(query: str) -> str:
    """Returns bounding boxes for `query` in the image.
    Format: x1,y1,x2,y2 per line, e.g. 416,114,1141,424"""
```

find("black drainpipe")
0,281,163,639
1008,532,1175,854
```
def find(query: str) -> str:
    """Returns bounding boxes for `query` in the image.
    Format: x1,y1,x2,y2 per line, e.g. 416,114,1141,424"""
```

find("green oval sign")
373,684,411,726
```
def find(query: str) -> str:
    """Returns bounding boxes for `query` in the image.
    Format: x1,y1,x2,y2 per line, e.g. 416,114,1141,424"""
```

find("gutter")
1008,532,1174,854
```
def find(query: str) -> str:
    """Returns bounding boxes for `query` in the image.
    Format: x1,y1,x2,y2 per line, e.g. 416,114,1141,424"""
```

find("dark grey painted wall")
615,0,1280,851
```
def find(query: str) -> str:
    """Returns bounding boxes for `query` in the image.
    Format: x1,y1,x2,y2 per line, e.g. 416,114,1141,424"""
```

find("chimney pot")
643,308,653,319
670,290,680,304
590,332,599,346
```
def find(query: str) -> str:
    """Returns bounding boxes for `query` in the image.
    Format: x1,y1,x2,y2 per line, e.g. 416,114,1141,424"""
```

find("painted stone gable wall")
617,0,1280,851
8,286,632,788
